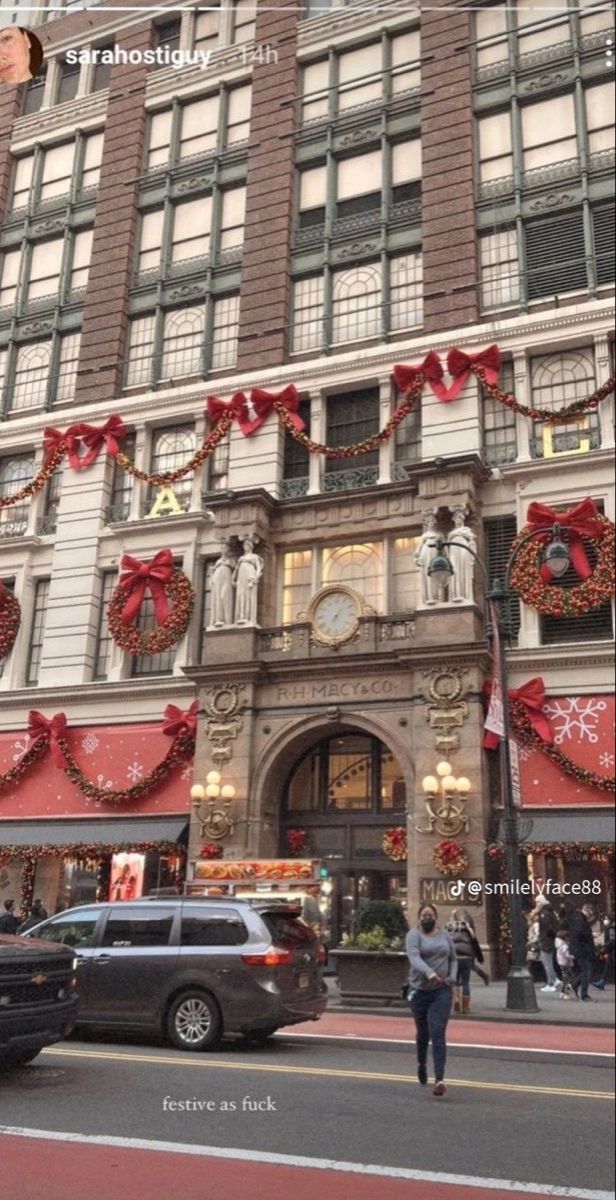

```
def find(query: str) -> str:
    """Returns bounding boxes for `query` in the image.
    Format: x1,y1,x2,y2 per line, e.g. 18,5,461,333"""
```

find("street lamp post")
428,522,570,1012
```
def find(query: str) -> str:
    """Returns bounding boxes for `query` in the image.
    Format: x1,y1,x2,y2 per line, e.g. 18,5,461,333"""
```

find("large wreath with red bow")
0,583,20,662
510,500,615,617
433,840,469,876
383,827,407,861
108,550,195,656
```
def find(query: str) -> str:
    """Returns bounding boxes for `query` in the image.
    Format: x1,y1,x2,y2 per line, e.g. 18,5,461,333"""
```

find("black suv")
27,897,327,1051
0,934,77,1069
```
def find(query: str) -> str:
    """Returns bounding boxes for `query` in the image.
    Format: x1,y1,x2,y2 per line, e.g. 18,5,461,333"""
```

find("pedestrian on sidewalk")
569,904,596,1001
593,913,615,992
537,896,559,992
446,909,480,1014
406,904,457,1098
0,899,20,934
554,929,577,999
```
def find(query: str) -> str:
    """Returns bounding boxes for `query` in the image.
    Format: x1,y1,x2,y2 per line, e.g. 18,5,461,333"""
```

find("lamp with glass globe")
191,770,237,840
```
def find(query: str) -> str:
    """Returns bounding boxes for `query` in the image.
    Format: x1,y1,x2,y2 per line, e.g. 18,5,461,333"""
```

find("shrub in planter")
349,900,408,950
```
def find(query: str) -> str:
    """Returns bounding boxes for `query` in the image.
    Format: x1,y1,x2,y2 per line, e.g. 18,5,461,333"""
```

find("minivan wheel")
166,991,222,1051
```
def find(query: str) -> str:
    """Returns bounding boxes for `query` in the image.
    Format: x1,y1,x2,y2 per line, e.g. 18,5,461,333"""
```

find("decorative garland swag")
0,582,21,663
1,345,613,509
0,703,197,808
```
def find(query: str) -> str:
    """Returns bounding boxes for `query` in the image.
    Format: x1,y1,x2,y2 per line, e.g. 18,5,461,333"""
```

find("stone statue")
232,538,264,626
210,548,235,628
448,510,477,604
414,512,443,606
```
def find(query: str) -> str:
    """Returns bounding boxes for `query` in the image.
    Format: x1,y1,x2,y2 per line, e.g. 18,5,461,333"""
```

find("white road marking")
0,1127,613,1199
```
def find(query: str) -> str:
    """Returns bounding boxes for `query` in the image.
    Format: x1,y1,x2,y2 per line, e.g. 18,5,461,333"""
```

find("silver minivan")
26,898,327,1050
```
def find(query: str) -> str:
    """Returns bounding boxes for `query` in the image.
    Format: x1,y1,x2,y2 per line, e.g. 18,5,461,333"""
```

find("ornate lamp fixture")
191,771,236,841
420,760,472,836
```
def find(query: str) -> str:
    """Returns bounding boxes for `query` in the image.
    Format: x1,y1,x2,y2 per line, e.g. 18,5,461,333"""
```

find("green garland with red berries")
0,584,21,662
510,513,615,617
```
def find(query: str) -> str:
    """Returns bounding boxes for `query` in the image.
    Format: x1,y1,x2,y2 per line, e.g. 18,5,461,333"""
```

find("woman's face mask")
420,916,436,933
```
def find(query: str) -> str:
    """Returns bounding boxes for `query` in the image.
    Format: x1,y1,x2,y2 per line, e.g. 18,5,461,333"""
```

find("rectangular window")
394,386,421,469
391,29,420,94
482,359,517,465
220,187,246,252
54,333,81,405
541,585,613,644
70,229,93,292
283,400,311,491
301,59,328,124
391,140,421,205
485,517,520,639
81,132,103,191
27,578,50,685
325,389,379,474
161,306,204,378
282,550,313,624
0,249,20,309
126,316,155,387
211,294,239,369
101,910,175,947
92,44,113,92
232,0,255,45
11,154,34,210
594,204,615,285
194,7,219,52
138,209,164,273
39,463,63,535
148,109,173,170
200,558,216,641
332,262,381,343
336,150,381,218
93,571,117,679
390,252,422,331
298,166,326,229
154,20,181,67
521,95,576,172
10,340,51,411
180,95,219,159
391,537,420,612
57,57,80,104
171,197,211,263
328,736,371,811
23,70,46,115
579,0,614,35
149,427,195,513
292,276,323,352
529,349,599,459
338,43,381,111
27,239,63,302
525,210,586,299
516,0,570,56
131,571,180,678
0,454,34,540
226,84,251,145
41,142,75,202
475,4,509,71
480,230,520,308
107,431,135,522
478,112,513,182
586,82,615,156
180,912,248,946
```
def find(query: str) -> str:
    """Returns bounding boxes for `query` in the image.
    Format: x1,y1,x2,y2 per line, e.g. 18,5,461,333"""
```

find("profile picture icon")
0,26,44,87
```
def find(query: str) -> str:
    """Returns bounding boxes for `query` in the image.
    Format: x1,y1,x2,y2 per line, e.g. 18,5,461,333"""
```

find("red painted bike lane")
0,1134,574,1200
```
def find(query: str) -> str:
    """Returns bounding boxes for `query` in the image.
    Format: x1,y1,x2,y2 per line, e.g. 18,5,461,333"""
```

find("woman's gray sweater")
406,928,458,990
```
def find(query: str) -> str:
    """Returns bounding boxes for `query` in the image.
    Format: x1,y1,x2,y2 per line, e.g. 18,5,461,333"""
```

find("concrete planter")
334,949,409,1004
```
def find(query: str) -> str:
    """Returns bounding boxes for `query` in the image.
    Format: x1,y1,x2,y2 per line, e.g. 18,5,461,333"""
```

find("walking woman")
406,904,457,1097
446,909,479,1014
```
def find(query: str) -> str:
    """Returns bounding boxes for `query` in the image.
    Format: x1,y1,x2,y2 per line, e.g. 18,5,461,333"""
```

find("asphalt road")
0,1033,614,1199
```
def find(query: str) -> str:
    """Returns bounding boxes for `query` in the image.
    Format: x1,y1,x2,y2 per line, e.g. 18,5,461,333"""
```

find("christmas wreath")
383,827,407,861
286,828,309,857
200,843,224,860
510,501,615,617
433,839,469,876
0,583,20,662
108,550,195,656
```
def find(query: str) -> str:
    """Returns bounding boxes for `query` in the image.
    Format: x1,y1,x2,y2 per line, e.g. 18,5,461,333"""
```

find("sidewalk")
324,977,615,1027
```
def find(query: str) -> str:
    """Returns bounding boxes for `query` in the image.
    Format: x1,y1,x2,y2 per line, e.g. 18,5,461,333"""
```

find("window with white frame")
146,85,250,170
40,462,63,534
211,294,239,369
26,239,63,303
107,430,135,522
338,43,381,111
92,44,114,92
389,252,422,330
26,578,50,685
480,230,520,308
332,262,381,342
515,0,570,56
93,571,117,679
138,210,164,273
282,549,313,624
70,229,93,293
171,198,211,263
579,0,614,36
232,0,255,44
292,276,323,352
299,30,419,126
81,132,104,191
301,59,328,124
40,143,75,202
478,112,513,183
323,543,383,611
529,348,600,459
126,316,155,387
10,154,34,210
474,4,509,71
325,389,379,476
298,165,326,230
161,307,204,377
521,95,577,172
10,340,51,411
219,187,246,251
336,150,381,220
226,84,251,144
0,250,20,309
482,359,517,465
193,5,220,52
126,300,239,386
391,537,420,612
148,427,195,511
0,453,34,538
393,382,421,469
148,109,173,169
391,140,421,205
181,94,218,159
391,29,420,94
585,82,615,155
57,56,80,104
54,333,81,405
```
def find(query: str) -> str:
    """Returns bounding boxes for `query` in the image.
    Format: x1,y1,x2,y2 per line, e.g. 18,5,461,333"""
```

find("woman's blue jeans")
410,985,453,1081
456,957,473,997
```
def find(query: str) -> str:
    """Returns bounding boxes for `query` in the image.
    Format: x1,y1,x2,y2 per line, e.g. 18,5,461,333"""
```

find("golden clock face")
309,586,362,646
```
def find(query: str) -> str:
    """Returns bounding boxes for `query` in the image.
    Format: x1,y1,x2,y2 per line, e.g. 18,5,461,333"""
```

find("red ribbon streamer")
392,353,443,393
162,701,198,739
483,677,554,750
207,393,250,433
119,549,174,627
246,385,305,437
526,499,602,583
27,710,69,769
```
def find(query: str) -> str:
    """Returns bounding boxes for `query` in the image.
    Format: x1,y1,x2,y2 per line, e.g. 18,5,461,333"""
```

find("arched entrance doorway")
279,730,408,947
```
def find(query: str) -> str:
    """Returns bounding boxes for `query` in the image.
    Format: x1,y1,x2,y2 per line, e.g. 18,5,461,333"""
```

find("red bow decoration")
27,710,69,769
430,345,501,402
43,426,77,464
484,677,554,750
526,499,602,582
162,701,198,739
119,549,174,627
67,416,127,470
245,385,305,437
392,353,443,394
207,393,250,434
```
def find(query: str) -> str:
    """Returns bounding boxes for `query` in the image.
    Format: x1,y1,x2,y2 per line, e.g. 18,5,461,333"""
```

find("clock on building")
307,584,367,647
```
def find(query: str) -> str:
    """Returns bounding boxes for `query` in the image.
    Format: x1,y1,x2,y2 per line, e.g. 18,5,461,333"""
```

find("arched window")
332,263,381,342
530,348,599,458
161,305,204,378
285,733,406,813
322,543,383,611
